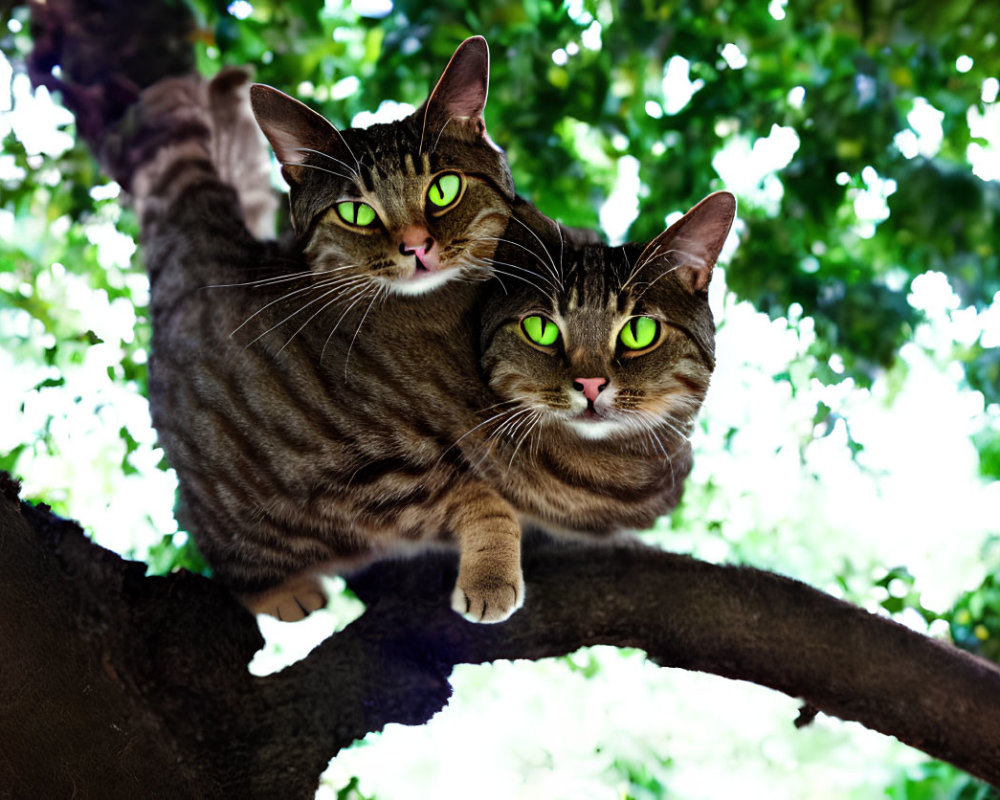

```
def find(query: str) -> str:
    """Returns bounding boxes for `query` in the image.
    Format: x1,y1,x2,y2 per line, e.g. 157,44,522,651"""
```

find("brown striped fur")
471,197,735,539
126,41,734,625
128,43,529,623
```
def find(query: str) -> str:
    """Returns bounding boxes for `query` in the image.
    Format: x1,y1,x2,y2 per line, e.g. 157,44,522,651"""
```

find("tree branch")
2,474,998,799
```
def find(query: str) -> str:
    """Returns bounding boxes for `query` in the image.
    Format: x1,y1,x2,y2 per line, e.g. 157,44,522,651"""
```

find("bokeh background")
2,0,999,796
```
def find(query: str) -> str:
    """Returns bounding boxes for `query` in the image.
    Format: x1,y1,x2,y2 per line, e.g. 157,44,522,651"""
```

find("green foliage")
949,566,1000,664
612,751,674,800
886,759,999,800
335,776,377,800
146,531,211,576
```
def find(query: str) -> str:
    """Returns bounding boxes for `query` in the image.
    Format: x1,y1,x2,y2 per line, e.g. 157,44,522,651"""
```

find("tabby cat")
126,37,734,625
469,195,734,541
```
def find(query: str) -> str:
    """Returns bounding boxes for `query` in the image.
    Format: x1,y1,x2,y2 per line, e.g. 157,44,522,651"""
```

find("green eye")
521,315,560,347
427,173,462,209
336,201,377,227
620,316,660,350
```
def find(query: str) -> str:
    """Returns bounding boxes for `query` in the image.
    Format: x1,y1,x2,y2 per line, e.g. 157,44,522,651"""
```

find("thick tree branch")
2,474,999,799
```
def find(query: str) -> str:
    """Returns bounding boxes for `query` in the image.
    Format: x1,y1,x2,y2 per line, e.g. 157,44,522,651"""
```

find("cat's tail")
118,69,278,241
205,69,279,241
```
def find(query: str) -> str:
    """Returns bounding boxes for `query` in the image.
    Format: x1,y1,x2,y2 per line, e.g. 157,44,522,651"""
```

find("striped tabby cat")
128,40,530,623
470,196,734,539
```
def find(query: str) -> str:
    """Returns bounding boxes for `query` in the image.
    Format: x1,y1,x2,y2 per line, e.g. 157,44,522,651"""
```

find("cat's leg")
448,480,524,623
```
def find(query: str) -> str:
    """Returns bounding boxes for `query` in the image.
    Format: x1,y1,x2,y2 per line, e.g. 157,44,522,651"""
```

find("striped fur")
126,50,734,625
129,45,528,623
473,196,735,538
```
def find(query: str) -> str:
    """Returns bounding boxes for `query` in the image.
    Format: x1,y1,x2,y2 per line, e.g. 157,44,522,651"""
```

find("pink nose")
399,226,436,270
573,377,608,403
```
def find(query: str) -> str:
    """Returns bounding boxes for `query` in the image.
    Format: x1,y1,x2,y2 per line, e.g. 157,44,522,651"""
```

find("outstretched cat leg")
448,481,524,623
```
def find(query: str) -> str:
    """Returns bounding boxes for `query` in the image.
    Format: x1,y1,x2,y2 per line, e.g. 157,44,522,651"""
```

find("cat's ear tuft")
420,36,494,149
249,84,341,185
641,191,737,294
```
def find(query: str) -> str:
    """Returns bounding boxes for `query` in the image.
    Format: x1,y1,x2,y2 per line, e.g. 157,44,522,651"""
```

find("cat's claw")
450,578,524,624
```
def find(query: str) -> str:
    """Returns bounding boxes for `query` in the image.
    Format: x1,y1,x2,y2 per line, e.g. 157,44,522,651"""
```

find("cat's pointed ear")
640,191,737,294
419,36,494,151
249,84,343,185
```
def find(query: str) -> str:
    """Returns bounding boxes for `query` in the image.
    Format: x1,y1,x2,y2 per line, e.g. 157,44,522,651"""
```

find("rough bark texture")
2,473,1000,799
9,0,1000,796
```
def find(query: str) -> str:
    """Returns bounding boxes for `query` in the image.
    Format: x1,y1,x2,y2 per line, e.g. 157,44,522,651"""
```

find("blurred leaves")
146,531,211,576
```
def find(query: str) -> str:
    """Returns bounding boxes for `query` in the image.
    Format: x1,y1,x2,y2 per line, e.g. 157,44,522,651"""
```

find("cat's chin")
564,417,626,440
387,268,459,296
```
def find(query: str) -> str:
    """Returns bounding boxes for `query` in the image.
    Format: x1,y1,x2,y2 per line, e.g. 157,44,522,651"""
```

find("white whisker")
284,160,355,183
272,279,373,353
293,147,360,179
509,215,561,288
242,275,372,347
475,234,562,289
342,283,387,374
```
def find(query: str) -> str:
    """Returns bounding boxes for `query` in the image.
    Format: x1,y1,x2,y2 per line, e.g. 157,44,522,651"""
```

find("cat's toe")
274,590,327,622
241,579,328,622
450,577,524,624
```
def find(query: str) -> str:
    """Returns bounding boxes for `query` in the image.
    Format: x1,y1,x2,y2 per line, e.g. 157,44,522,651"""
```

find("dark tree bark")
8,0,1000,796
3,473,1000,799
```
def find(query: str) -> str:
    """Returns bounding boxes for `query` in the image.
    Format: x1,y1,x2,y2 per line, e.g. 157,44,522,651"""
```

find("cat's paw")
241,577,328,622
450,572,524,624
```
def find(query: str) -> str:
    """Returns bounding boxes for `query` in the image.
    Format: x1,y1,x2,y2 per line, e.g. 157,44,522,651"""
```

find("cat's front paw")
450,571,524,624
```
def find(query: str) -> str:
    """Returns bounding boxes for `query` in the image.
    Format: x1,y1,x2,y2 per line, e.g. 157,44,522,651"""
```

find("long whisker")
206,270,314,290
470,406,535,472
210,262,365,292
629,260,687,302
556,222,566,284
433,401,525,471
509,215,561,287
342,283,386,375
506,408,544,471
421,113,455,156
622,241,671,290
231,271,371,338
230,279,340,337
276,282,372,352
460,256,509,294
273,293,352,354
474,260,553,296
293,147,360,179
335,133,364,176
474,235,562,288
281,160,355,183
316,285,378,361
244,275,372,347
623,412,674,480
481,254,558,286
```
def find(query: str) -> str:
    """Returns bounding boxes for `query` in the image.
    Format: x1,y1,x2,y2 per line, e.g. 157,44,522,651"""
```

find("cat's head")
250,37,515,297
480,192,736,444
